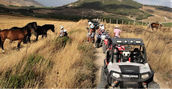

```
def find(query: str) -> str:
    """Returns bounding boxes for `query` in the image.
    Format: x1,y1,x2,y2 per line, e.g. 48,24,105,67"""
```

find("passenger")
89,23,96,43
59,26,67,37
114,26,121,38
87,21,92,42
99,24,105,34
63,30,68,37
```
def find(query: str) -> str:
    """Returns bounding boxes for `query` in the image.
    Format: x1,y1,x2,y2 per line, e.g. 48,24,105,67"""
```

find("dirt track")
94,47,105,85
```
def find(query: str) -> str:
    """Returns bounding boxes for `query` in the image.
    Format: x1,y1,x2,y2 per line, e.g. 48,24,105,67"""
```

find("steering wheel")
133,55,145,63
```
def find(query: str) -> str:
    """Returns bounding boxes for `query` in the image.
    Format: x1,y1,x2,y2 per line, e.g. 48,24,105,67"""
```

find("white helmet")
64,30,67,32
115,25,119,28
122,51,131,57
88,21,92,26
60,26,64,30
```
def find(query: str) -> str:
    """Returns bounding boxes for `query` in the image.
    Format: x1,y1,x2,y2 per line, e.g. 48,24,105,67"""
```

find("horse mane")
25,22,37,27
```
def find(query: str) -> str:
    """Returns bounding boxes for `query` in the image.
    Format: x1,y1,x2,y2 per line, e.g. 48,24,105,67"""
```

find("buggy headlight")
142,73,149,79
112,73,120,78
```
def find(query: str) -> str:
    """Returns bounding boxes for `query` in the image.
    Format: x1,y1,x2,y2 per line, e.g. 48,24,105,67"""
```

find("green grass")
162,22,172,27
74,0,151,20
54,36,71,49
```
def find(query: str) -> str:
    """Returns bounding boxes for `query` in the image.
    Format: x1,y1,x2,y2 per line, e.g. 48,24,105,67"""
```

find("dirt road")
94,47,105,85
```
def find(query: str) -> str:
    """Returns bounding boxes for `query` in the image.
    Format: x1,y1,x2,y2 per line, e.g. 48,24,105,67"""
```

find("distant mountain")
0,0,43,7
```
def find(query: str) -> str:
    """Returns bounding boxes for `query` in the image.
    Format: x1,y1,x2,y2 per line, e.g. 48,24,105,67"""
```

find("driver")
122,51,131,62
114,25,121,38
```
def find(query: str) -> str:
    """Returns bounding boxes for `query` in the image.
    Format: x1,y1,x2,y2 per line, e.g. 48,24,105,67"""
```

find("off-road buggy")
101,38,159,88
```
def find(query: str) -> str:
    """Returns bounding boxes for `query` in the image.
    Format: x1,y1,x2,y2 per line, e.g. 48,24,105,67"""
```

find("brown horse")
0,22,37,53
148,23,162,31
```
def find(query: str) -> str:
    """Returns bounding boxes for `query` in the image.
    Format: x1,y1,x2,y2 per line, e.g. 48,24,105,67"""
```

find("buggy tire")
148,81,160,89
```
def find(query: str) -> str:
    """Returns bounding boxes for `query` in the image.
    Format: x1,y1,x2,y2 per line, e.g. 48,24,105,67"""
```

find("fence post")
128,21,130,25
122,20,124,25
134,20,136,25
116,19,118,24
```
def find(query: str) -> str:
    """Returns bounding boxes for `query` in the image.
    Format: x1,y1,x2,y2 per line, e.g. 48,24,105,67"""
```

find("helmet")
60,26,64,30
122,51,131,57
88,21,92,26
64,30,67,32
90,24,95,28
115,25,119,28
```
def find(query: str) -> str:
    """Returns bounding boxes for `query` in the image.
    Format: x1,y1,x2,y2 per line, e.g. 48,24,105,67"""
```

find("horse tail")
0,36,1,45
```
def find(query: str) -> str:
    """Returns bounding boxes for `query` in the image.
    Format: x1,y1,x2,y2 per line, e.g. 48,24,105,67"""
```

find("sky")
34,0,78,7
133,0,172,8
34,0,172,8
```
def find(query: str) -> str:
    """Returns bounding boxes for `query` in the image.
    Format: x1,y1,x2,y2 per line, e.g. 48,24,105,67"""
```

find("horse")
34,24,55,41
0,22,37,52
11,22,37,43
148,22,162,31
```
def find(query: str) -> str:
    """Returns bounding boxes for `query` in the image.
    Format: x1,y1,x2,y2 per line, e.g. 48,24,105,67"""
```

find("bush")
0,55,53,88
54,36,71,49
75,43,97,88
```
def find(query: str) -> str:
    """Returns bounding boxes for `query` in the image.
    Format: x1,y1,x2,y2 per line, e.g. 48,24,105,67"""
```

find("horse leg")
17,40,22,50
0,40,5,53
27,34,31,43
45,33,47,37
36,34,39,41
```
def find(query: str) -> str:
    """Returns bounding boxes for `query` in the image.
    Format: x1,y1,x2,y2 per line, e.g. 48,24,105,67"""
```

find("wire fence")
99,18,152,26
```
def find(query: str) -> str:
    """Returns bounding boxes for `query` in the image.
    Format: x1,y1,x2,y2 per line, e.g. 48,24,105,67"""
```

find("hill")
70,0,152,20
141,5,172,23
0,0,43,7
0,0,171,25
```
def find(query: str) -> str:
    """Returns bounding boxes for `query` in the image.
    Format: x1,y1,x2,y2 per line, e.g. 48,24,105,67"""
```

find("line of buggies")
96,37,159,88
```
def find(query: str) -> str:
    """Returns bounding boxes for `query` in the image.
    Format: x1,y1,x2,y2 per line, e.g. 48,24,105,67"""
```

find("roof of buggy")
112,38,144,45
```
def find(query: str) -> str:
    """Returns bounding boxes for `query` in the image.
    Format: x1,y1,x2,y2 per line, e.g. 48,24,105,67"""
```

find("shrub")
0,55,53,88
54,36,71,49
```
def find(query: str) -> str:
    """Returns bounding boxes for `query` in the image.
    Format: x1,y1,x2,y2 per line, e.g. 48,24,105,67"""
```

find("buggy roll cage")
110,38,148,63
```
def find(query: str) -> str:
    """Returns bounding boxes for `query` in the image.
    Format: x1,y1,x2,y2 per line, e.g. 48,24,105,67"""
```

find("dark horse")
0,22,37,52
148,23,162,31
34,24,55,41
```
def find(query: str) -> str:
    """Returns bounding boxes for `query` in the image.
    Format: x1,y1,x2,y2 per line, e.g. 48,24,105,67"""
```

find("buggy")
101,38,159,88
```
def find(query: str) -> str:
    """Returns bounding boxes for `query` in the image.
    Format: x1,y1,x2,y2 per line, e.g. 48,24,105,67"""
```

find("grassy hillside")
0,15,97,88
0,0,153,24
72,0,152,20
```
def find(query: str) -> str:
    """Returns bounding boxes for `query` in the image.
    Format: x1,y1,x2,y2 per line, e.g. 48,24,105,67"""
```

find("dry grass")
0,15,96,88
141,6,172,22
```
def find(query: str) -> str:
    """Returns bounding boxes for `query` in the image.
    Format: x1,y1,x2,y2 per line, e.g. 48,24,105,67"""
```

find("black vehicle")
101,38,159,88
